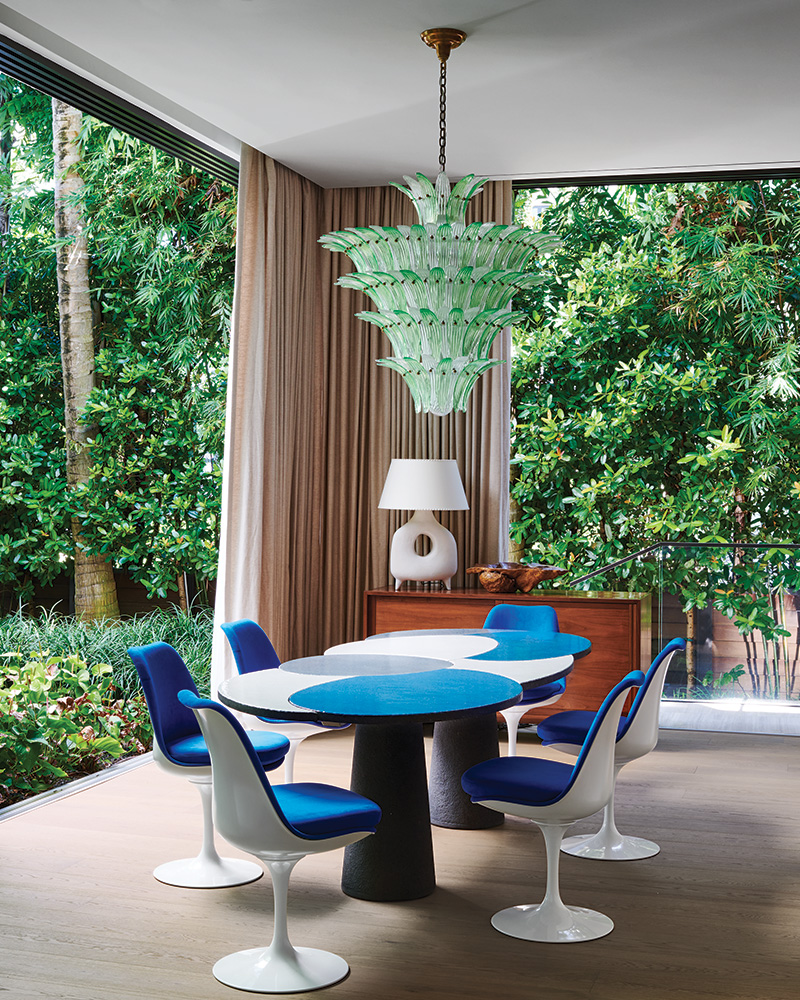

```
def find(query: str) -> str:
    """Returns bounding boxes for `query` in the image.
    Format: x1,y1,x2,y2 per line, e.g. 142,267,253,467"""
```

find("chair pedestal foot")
153,856,263,888
213,945,349,993
561,785,660,860
561,831,660,861
155,778,263,887
491,902,614,943
214,856,350,991
490,821,613,942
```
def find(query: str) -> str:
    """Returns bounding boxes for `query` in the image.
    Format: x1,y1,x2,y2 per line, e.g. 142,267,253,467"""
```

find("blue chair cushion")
519,679,565,705
273,782,382,837
462,755,575,808
537,709,627,748
168,729,290,771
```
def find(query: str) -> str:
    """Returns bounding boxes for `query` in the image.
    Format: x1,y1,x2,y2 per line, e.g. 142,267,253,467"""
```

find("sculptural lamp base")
390,510,458,591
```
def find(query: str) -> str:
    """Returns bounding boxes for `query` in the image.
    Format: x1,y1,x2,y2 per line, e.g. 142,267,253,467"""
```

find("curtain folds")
212,147,512,694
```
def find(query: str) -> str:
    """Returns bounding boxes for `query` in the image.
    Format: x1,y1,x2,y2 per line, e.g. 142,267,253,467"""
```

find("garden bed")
0,607,212,807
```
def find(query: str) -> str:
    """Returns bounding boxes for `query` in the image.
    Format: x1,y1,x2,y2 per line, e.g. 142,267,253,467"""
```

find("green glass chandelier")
320,28,559,416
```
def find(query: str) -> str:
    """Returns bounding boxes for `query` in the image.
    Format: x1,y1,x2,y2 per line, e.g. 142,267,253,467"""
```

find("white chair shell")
463,671,642,943
186,692,378,993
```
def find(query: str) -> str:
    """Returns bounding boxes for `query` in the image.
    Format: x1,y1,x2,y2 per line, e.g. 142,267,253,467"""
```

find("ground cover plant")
0,607,214,696
0,608,213,806
0,651,150,807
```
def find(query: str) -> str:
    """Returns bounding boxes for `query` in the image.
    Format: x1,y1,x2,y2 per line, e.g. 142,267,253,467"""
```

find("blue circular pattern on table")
289,668,522,723
368,628,590,661
467,630,590,661
281,653,452,676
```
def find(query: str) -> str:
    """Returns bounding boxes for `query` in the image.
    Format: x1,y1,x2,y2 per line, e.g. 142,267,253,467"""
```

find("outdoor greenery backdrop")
511,182,800,693
2,75,800,805
1,76,236,611
1,75,231,801
1,72,799,702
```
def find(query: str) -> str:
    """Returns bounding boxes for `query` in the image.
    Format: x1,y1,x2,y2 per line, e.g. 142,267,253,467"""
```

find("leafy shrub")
0,651,152,807
1,81,234,602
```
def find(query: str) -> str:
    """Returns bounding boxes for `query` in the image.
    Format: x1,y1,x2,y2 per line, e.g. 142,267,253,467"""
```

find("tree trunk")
52,99,119,621
508,495,524,563
685,608,696,694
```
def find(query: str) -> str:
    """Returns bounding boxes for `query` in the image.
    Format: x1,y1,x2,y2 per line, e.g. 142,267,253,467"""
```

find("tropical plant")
511,182,800,693
0,650,151,806
0,76,236,608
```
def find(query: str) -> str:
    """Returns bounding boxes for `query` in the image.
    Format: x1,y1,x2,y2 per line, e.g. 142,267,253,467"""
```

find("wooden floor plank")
2,727,799,999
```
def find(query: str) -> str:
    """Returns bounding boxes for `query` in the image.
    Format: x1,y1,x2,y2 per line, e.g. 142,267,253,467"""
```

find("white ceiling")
2,0,800,188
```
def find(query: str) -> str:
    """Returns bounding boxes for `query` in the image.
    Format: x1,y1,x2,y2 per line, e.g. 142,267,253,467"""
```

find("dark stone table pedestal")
342,722,435,901
429,715,503,829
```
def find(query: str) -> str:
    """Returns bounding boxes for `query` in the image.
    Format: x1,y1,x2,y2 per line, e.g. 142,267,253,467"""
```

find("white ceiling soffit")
2,0,800,189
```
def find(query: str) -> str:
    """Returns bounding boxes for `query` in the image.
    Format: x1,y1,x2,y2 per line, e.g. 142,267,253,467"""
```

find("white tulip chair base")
560,795,661,860
213,945,349,993
491,901,614,943
152,779,264,888
153,855,263,889
561,829,660,861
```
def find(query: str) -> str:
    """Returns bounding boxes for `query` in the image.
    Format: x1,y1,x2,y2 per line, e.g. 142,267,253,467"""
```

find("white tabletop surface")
325,635,574,686
220,668,320,719
221,633,575,720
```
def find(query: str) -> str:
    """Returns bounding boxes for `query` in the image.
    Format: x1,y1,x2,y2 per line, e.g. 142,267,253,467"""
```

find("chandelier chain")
438,58,447,174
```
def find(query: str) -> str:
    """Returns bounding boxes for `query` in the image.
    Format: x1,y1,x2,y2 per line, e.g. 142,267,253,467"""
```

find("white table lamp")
379,459,469,591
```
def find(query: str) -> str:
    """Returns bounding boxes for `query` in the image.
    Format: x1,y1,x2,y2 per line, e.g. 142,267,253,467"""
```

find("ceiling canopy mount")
420,28,467,64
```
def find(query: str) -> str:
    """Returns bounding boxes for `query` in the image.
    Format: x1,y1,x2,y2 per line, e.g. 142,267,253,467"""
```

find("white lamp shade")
378,459,469,512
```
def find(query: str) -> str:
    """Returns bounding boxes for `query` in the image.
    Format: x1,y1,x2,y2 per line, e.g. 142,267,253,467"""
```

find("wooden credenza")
364,587,651,721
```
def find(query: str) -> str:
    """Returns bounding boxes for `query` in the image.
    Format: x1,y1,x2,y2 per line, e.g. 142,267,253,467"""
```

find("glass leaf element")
320,172,559,415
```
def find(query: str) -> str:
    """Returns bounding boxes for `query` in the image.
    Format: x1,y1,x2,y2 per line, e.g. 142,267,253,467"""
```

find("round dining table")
328,629,589,831
218,652,522,902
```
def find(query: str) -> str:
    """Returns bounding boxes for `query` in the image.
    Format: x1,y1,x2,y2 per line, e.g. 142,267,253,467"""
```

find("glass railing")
563,542,800,703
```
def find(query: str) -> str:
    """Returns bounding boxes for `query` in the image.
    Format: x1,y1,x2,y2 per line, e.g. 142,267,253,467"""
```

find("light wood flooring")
1,726,799,1000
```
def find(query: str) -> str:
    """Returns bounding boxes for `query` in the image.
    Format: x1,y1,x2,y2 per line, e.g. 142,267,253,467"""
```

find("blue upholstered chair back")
221,619,281,674
572,672,641,766
560,670,644,804
464,670,644,823
128,642,201,765
483,604,560,634
178,691,378,848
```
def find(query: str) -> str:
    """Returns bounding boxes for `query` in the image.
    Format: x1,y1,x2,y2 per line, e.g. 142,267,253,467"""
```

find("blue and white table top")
220,657,523,723
363,628,590,659
326,629,588,687
219,628,587,722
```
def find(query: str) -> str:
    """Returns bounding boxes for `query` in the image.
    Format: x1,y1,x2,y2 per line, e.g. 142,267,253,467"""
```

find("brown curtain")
212,147,512,692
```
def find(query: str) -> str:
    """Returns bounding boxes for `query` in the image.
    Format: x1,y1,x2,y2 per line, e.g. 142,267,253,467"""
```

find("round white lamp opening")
378,459,469,591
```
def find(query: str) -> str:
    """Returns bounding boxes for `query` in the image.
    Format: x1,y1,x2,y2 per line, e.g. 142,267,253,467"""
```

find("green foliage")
697,664,747,698
0,77,236,600
0,606,213,696
512,183,800,614
0,650,151,806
